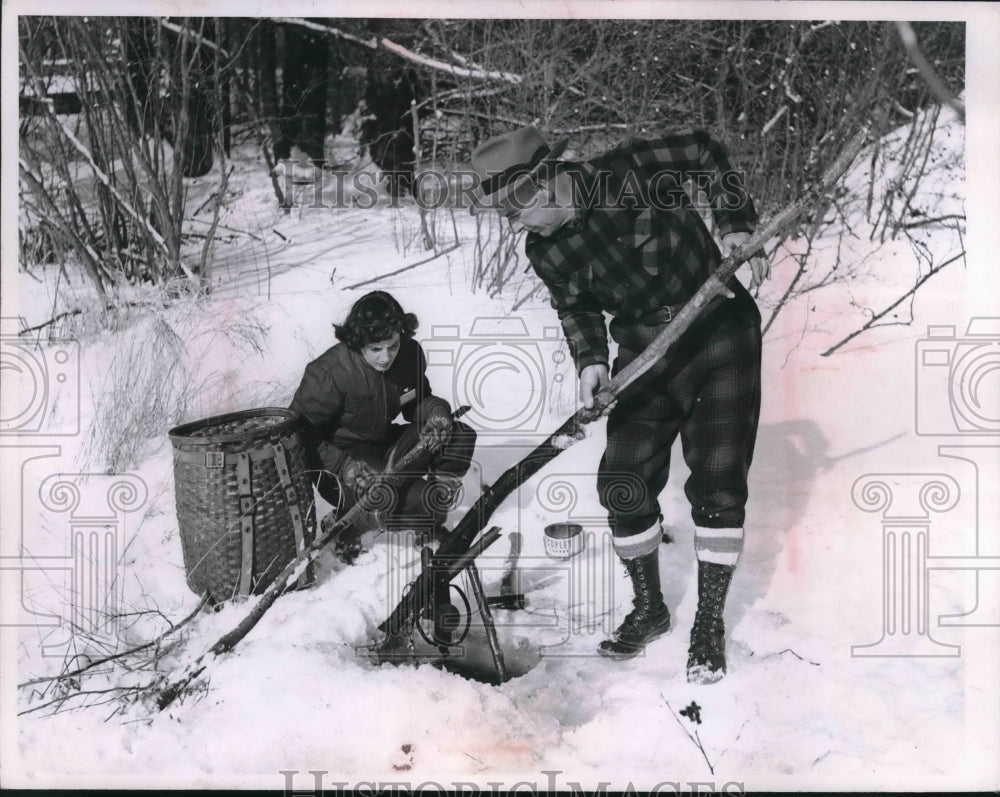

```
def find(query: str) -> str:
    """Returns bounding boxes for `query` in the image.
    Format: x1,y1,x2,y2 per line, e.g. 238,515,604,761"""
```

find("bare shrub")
85,304,270,473
389,19,964,312
86,316,189,473
17,17,251,295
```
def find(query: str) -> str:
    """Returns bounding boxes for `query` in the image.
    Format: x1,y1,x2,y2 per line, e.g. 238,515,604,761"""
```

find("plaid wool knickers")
598,288,762,537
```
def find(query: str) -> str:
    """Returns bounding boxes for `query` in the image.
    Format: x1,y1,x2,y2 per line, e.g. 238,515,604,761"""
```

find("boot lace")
690,566,728,651
617,558,664,630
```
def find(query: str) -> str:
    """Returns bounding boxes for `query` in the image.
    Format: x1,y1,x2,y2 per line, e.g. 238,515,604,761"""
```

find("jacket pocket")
342,395,378,435
612,208,673,276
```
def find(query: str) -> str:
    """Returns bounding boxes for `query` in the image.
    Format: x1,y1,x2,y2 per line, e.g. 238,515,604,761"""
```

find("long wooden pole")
156,126,869,705
375,126,870,645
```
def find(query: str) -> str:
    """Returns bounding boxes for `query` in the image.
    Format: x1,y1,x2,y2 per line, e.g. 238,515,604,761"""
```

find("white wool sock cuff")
613,522,663,560
694,526,744,567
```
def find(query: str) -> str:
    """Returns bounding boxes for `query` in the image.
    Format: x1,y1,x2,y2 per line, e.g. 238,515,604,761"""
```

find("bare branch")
272,17,523,83
157,17,230,58
17,595,208,690
821,249,965,356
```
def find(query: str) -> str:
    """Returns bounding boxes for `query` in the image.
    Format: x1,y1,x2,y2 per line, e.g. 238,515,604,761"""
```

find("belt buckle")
659,305,673,323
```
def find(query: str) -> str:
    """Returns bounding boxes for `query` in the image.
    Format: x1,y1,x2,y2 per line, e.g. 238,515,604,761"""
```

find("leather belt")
635,301,686,326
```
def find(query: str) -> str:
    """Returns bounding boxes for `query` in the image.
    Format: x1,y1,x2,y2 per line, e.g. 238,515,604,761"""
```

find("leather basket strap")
272,442,309,589
236,452,254,596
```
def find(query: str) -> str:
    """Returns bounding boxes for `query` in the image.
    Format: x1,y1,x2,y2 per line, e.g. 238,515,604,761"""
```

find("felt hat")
469,126,568,214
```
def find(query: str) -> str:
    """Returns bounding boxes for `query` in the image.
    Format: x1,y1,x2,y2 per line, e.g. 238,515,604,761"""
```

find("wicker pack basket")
168,408,317,602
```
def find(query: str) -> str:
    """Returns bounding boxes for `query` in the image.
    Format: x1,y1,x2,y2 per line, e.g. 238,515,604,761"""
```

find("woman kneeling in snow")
289,290,477,555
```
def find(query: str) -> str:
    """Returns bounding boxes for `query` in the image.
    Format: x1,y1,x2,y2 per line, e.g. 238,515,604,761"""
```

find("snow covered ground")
2,98,998,792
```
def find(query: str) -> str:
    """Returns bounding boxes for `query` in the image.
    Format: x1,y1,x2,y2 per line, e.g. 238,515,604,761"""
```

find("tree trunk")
257,22,288,161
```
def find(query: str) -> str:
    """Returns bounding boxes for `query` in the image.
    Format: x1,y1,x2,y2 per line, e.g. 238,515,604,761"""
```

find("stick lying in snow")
374,126,872,646
152,410,469,711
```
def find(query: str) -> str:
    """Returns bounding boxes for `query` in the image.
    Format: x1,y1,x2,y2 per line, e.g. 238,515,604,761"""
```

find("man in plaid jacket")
470,126,770,684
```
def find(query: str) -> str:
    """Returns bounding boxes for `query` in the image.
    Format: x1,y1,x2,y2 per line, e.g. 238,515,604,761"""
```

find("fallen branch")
345,243,461,290
378,36,523,84
18,595,208,690
899,213,966,230
271,17,522,84
19,684,149,718
158,18,230,58
187,218,264,241
16,309,83,336
773,648,821,666
268,18,624,125
821,248,964,356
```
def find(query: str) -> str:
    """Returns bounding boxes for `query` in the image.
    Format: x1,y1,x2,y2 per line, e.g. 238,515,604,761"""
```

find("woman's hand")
420,412,453,452
342,457,379,497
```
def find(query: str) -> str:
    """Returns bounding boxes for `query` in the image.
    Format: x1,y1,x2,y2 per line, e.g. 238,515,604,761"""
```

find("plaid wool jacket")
525,129,758,372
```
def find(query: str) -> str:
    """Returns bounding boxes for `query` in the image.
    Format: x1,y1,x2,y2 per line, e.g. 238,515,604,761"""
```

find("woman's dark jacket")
289,337,450,477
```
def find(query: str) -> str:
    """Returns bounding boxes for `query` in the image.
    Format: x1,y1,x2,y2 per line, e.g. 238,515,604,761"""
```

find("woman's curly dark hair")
334,290,418,350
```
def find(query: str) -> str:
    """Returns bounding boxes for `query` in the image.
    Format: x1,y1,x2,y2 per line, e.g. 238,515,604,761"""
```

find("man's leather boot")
598,549,671,660
686,560,735,684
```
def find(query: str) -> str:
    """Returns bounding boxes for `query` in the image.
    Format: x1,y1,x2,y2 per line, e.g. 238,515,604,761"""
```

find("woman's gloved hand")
342,457,379,498
420,412,453,453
